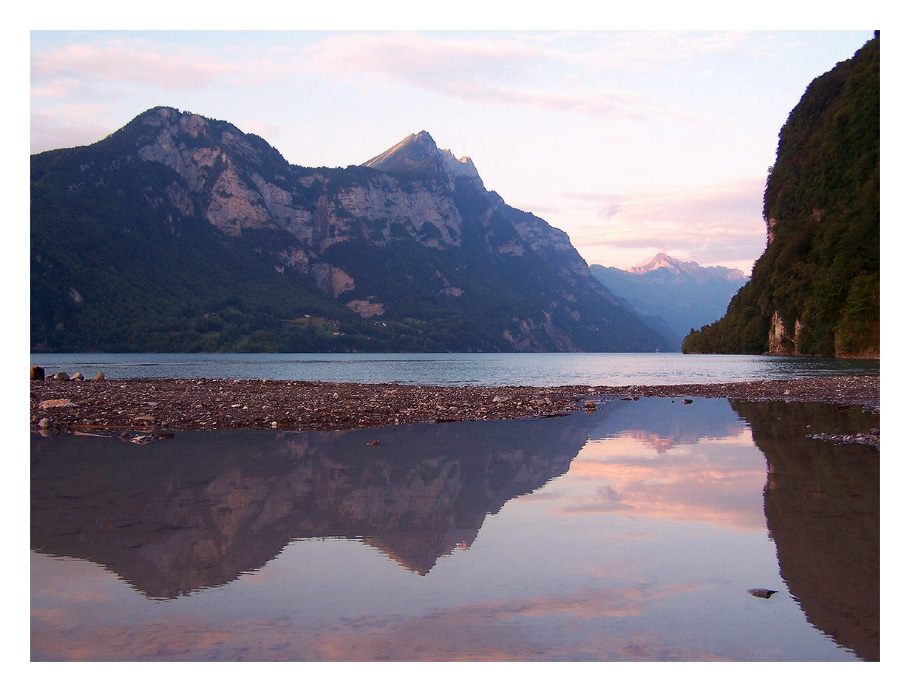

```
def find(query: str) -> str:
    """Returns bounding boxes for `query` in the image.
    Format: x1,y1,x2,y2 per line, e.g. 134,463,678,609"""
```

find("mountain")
30,109,670,353
683,34,879,358
590,253,748,349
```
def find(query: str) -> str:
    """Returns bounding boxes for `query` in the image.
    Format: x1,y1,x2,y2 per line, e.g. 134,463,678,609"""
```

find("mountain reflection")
31,396,880,663
29,399,762,600
31,414,604,598
732,401,880,662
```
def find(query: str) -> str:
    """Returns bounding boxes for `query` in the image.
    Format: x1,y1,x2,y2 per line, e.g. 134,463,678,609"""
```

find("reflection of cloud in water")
31,581,712,662
557,428,767,531
586,398,747,453
312,582,712,662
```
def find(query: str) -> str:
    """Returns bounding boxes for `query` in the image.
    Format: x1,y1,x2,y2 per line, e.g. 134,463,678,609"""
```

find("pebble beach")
30,373,880,435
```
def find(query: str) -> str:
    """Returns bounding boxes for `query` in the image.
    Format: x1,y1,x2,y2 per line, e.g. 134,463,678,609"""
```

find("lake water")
30,352,880,386
30,396,879,662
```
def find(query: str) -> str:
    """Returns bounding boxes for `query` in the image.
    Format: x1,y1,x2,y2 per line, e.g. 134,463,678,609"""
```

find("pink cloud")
555,434,768,532
303,32,542,83
301,32,688,121
30,38,241,97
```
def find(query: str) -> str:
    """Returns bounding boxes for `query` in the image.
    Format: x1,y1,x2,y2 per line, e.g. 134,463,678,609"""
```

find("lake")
30,396,879,662
30,352,880,386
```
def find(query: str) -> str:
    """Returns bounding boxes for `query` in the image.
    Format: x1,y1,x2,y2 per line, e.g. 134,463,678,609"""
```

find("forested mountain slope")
683,34,879,358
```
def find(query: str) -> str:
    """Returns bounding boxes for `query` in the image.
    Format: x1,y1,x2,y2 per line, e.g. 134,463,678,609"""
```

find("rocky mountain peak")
438,148,481,182
363,131,482,185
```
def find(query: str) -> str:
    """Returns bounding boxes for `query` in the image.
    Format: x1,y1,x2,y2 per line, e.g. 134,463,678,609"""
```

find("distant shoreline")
30,375,880,435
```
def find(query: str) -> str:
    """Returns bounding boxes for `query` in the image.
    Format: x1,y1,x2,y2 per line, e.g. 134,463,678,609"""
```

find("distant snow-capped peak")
630,253,746,280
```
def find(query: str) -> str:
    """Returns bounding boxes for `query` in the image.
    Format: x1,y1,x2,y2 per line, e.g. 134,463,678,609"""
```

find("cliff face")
683,35,879,358
31,109,669,353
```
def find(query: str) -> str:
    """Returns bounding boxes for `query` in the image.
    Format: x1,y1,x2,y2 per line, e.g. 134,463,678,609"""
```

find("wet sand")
30,375,880,434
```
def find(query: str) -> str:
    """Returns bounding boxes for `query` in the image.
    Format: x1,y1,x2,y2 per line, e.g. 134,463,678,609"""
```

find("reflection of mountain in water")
732,401,879,662
31,413,604,599
588,397,746,452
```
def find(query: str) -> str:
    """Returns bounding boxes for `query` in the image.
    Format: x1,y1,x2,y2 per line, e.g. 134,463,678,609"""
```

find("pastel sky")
28,15,877,275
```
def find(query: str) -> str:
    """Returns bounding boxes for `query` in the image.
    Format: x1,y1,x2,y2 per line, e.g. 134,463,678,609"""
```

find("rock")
747,588,778,599
683,399,693,405
53,372,70,381
39,398,74,409
367,440,382,446
94,371,105,381
38,417,51,428
71,372,84,381
30,366,45,380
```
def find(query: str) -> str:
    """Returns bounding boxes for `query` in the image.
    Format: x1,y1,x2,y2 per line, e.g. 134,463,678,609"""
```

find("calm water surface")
30,352,880,386
31,397,879,661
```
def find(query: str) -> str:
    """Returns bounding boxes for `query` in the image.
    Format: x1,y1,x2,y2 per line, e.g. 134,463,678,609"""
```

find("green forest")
683,34,879,358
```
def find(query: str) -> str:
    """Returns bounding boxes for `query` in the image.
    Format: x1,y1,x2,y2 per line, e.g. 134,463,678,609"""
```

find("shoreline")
30,375,880,435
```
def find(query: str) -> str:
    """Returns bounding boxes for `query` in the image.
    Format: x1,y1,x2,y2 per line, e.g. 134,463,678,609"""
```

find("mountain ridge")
591,253,749,350
629,252,747,282
31,107,670,353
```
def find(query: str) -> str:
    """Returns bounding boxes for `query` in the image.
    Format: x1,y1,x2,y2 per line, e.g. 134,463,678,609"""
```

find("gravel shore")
30,374,880,434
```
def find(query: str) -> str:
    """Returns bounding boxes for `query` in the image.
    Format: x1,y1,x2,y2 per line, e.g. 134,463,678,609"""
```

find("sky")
17,5,902,679
27,13,881,276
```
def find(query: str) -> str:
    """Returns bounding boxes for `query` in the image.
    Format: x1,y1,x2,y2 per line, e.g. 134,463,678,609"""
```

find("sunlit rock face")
732,400,880,662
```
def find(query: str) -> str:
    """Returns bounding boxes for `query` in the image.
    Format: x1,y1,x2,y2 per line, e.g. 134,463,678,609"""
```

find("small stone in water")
748,588,778,599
